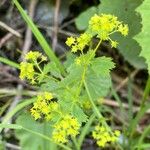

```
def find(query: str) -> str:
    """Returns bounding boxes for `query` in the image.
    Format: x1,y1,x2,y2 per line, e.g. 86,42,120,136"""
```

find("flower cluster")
30,92,58,121
89,14,128,47
20,62,34,81
19,51,47,84
25,51,47,62
92,124,120,147
66,33,92,53
66,14,129,53
52,115,80,143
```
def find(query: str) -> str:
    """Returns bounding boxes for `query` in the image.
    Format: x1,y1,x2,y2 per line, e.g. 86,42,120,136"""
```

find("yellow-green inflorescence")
66,13,129,54
66,33,92,53
52,115,80,143
19,13,128,147
92,124,121,148
19,51,47,84
30,92,58,121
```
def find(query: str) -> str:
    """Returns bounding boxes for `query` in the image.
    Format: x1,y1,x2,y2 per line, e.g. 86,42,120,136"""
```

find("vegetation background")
1,0,150,149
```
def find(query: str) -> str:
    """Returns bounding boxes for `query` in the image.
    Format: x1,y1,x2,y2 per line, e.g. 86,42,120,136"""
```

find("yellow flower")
30,108,41,120
30,92,57,121
66,37,75,46
77,33,91,51
111,40,118,48
71,45,78,53
44,92,53,100
52,115,80,144
118,24,129,36
20,62,34,80
52,130,68,143
66,33,91,53
92,124,121,148
88,13,129,46
25,51,42,61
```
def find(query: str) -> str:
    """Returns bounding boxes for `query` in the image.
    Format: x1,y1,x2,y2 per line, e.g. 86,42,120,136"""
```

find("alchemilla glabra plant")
20,14,128,149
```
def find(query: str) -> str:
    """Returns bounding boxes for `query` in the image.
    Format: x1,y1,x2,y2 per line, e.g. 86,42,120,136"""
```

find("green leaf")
85,56,114,100
15,113,57,150
0,124,22,130
64,52,76,69
75,6,97,30
72,104,88,123
91,56,115,77
13,0,65,75
85,70,112,100
134,0,150,74
75,0,146,69
43,62,62,78
61,63,83,86
41,79,60,92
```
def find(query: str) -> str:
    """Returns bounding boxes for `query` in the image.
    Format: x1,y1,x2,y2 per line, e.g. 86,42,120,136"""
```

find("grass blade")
137,125,150,150
78,114,95,148
0,57,20,69
129,102,150,138
13,0,65,75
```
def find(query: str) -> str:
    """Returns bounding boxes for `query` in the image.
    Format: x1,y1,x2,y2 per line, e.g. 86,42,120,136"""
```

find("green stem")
84,80,111,131
83,80,102,119
13,0,66,75
93,39,102,53
78,114,95,148
129,76,150,139
72,137,80,150
140,75,150,108
34,61,43,74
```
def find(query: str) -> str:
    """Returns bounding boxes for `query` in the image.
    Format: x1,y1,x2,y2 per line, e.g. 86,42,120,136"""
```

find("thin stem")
78,114,95,148
93,39,102,53
83,80,102,119
84,80,111,132
140,75,150,108
72,137,80,150
34,61,43,73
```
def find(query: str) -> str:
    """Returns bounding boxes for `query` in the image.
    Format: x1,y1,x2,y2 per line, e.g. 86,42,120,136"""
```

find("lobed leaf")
134,0,150,74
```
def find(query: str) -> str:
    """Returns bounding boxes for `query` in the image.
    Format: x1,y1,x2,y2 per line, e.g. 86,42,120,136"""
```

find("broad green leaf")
40,78,61,92
61,63,83,86
85,56,114,100
72,104,88,123
64,52,76,69
134,0,150,74
43,62,62,78
75,0,146,69
75,7,97,30
91,56,115,77
0,124,22,130
85,70,111,100
15,113,57,150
